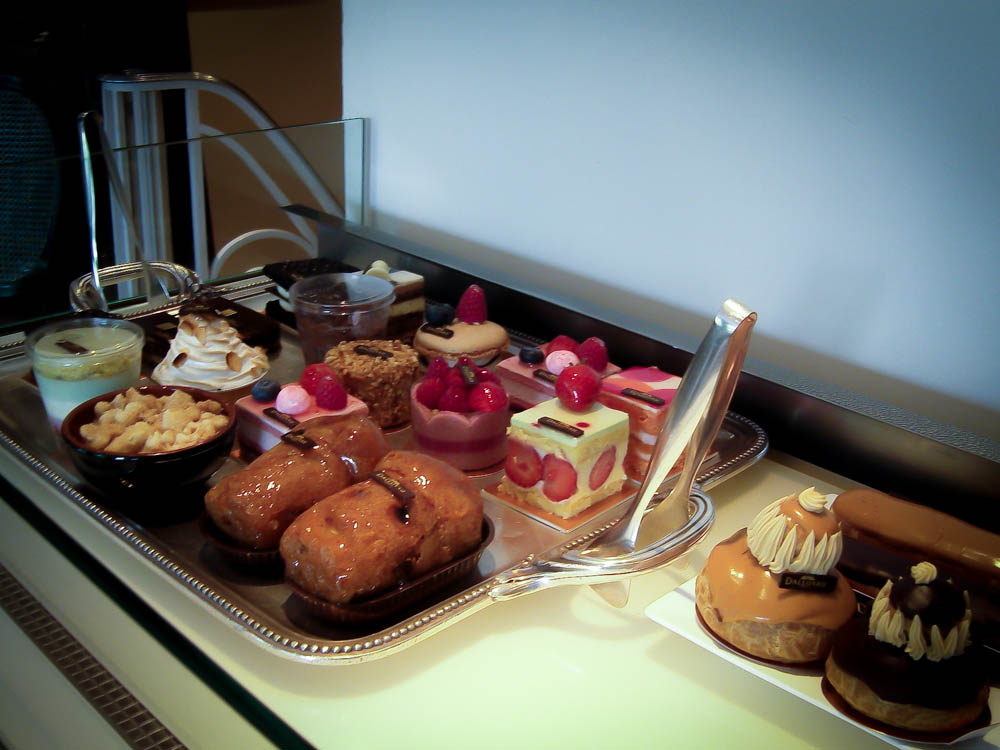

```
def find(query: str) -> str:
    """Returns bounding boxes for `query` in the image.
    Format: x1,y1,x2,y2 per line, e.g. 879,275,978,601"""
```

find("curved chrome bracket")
488,489,714,601
69,261,201,312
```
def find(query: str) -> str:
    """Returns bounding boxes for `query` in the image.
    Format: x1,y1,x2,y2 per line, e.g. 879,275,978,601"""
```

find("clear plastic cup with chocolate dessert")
26,317,145,428
290,272,394,363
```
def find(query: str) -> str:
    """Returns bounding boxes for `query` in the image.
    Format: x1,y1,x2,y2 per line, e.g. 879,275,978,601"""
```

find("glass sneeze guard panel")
0,118,365,327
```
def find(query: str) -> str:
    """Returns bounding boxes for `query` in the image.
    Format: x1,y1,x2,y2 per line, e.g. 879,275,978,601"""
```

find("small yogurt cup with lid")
26,316,145,428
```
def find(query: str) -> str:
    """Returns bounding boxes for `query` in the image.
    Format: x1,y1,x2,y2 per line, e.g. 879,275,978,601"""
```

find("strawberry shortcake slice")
498,397,628,518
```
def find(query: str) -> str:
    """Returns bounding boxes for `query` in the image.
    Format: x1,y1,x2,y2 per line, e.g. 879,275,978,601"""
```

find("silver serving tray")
0,284,768,664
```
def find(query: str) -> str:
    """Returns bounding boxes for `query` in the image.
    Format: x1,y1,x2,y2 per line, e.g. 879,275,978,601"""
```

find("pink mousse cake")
235,390,368,454
597,366,681,480
497,354,620,409
409,383,508,470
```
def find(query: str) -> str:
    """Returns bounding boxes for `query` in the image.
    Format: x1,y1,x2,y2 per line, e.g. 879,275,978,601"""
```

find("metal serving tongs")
74,110,182,312
488,298,756,604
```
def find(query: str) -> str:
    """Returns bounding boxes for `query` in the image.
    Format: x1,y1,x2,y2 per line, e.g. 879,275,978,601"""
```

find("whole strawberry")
468,382,508,412
577,337,609,371
456,284,488,324
315,376,348,410
300,363,336,395
556,364,601,411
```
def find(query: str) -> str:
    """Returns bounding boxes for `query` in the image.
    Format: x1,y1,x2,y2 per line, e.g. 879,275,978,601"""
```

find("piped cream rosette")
152,313,268,392
746,486,842,575
869,562,972,662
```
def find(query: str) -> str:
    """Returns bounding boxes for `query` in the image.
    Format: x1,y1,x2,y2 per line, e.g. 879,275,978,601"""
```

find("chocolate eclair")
825,562,989,732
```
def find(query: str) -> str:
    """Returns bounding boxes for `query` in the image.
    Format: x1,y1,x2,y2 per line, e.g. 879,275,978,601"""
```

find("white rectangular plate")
645,580,999,749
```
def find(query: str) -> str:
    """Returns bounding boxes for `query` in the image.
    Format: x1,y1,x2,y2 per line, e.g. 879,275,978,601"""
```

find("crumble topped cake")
324,340,420,427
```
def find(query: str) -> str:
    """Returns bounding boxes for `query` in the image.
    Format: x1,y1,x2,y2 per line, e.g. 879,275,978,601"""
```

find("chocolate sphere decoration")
890,576,967,629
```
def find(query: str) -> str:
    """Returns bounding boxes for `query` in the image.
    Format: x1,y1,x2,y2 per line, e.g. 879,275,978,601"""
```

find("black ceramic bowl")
62,384,236,516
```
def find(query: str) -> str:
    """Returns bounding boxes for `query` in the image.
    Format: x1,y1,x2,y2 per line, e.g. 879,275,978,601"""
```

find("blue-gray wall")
343,1,1000,438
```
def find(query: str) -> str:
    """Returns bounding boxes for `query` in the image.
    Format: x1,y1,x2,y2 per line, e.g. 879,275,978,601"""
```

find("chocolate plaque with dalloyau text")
778,572,838,593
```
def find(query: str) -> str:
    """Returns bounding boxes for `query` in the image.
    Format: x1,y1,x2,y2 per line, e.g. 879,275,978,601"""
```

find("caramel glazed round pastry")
695,487,857,664
825,562,989,733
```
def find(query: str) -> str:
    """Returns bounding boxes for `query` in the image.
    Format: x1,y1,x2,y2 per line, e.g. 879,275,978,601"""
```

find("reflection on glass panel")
0,119,365,327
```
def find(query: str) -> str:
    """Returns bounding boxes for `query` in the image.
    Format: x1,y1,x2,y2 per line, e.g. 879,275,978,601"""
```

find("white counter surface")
3,436,947,750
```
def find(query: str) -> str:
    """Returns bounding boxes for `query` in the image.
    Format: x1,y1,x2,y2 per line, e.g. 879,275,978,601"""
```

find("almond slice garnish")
172,352,188,367
226,352,243,372
179,319,195,336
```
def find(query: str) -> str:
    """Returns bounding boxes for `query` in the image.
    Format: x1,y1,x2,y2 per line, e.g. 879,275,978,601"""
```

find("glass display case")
0,122,995,749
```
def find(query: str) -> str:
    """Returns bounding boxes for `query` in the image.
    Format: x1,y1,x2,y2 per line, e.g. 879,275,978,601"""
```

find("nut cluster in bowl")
75,386,231,455
61,384,237,498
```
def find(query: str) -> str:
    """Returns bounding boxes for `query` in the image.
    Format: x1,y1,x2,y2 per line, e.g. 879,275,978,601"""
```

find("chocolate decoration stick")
355,345,393,359
263,407,300,429
178,300,215,316
621,387,666,406
55,339,90,354
532,369,558,384
778,572,838,593
419,324,455,339
371,470,416,502
281,430,317,451
538,416,585,438
459,364,479,386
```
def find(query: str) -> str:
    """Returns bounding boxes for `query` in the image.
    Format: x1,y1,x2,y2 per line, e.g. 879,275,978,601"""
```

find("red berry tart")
409,357,510,470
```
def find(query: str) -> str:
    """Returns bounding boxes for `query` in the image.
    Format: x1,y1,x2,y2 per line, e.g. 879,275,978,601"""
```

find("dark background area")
0,4,191,324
